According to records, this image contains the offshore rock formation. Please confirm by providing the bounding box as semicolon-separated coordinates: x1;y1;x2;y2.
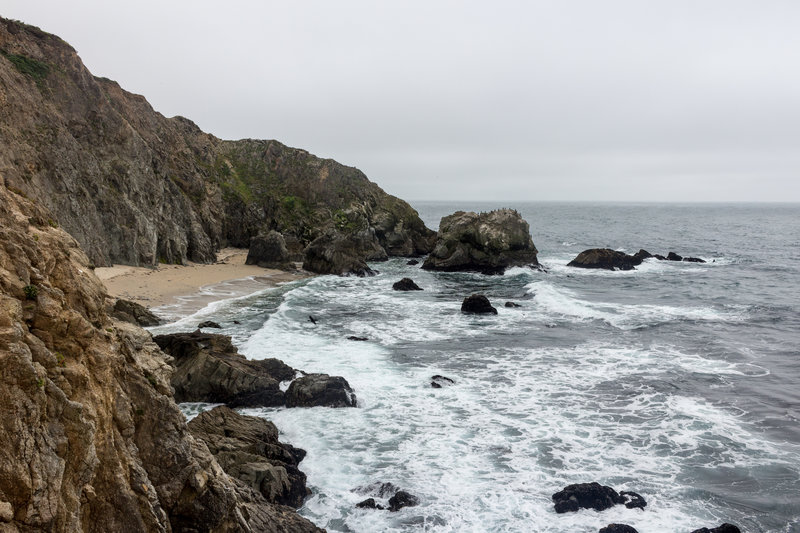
285;374;357;408
567;249;643;271
422;209;539;274
246;230;294;270
0;182;321;531
0;17;434;269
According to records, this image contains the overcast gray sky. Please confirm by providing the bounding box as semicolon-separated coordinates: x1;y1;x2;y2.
5;1;800;202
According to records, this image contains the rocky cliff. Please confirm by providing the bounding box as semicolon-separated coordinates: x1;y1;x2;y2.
0;17;434;268
0;169;322;531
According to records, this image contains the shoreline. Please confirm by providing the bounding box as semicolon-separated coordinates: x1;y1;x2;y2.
95;248;309;318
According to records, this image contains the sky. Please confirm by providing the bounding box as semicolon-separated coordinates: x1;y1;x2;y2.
4;1;800;202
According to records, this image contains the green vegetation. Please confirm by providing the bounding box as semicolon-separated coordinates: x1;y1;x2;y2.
23;285;38;300
47;218;58;228
1;50;50;91
56;352;66;368
145;373;158;388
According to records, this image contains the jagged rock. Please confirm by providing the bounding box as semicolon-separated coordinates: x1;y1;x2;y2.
111;298;162;326
567;249;642;271
504;301;522;308
153;332;294;407
393;278;423;291
353;481;402;498
653;254;667;260
285;374;357;407
552;482;625;513
246;231;294;270
198;320;222;329
667;251;683;261
599;525;639;533
388;491;419;512
0;175;321;531
421;209;539;274
406;259;419;266
347;336;368;341
461;294;498;315
431;375;455;388
302;231;380;276
633;249;652;261
689;524;741;533
619;490;647;510
356;498;383;509
188;406;310;508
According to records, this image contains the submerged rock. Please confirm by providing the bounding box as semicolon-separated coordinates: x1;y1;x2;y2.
285;374;357;407
246;230;294;270
421;209;539;274
689;524;741;533
431;375;455;388
393;277;423;291
619;491;647;510
567;249;642;271
153;331;293;407
461;294;498;315
198;320;222;329
552;482;625;513
188;406;311;508
599;525;639;533
111;298;162;326
683;256;706;263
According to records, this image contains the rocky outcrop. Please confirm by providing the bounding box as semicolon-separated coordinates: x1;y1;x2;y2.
246;231;294;270
552;482;646;514
285;374;357;408
352;482;419;512
431;375;455;388
302;230;380;276
567;249;643;271
690;525;741;533
198;320;222;329
153;331;294;407
0;179;320;531
188;406;311;508
392;278;422;291
421;209;539;274
0;17;434;268
461;294;498;315
110;298;162;326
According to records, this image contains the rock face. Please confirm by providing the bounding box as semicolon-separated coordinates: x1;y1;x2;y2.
392;278;423;291
421;209;539;274
246;231;294;270
567;249;643;271
461;294;498;315
0;17;434;268
153;331;294;407
111;298;162;326
0;180;321;531
302;231;380;276
188;406;311;508
285;374;357;408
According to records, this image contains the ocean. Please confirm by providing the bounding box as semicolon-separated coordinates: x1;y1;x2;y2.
151;202;800;533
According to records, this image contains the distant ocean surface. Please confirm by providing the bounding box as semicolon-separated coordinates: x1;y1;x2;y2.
152;202;800;532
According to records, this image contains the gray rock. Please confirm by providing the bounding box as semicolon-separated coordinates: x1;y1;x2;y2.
112;299;162;326
302;230;381;276
285;374;357;408
422;209;539;274
246;231;294;270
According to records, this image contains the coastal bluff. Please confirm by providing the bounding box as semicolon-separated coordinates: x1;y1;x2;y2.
0;17;434;271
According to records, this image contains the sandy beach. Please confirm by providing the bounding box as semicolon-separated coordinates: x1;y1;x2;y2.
95;248;308;317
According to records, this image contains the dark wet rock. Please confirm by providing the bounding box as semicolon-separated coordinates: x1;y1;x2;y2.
653;254;667;260
461;294;498;315
619;491;647;510
347;336;368;341
552;482;625;513
233;320;241;324
111;298;162;326
431;375;455;388
504;301;522;308
285;373;357;408
683;256;706;263
393;277;423;291
599;525;639;533
303;230;380;276
198;320;222;329
352;482;402;498
356;498;383;510
567;249;642;271
421;209;539;275
689;524;741;533
153;331;293;407
406;259;419;266
188;406;311;508
246;230;294;270
388;491;419;512
633;249;652;261
667;251;683;261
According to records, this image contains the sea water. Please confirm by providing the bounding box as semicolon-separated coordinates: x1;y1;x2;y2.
150;202;800;532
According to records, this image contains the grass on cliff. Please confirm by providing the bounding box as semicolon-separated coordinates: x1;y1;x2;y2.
0;50;50;91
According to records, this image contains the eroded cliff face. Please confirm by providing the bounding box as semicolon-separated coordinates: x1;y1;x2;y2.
0;18;434;268
0;182;321;531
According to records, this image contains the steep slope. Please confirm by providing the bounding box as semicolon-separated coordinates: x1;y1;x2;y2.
0;173;322;531
0;17;434;268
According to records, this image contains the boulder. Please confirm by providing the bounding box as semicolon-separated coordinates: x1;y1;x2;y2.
689;525;741;533
302;230;382;276
461;294;498;315
552;482;625;513
504;301;522;308
188;406;311;508
633;249;652;261
619;491;647;510
666;251;683;261
393;278;423;291
567;249;642;271
353;482;401;498
285;374;357;408
198;320;222;329
351;482;418;512
406;259;419;266
599;525;639;533
246;231;294;270
153;332;294;407
111;299;162;327
431;375;455;388
421;209;539;274
388;491;419;512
